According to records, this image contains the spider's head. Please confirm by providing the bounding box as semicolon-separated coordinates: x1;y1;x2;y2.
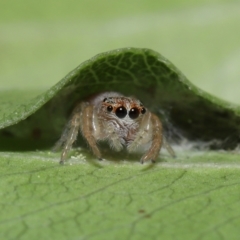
101;96;146;121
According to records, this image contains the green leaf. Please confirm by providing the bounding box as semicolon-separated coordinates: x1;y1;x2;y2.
1;47;240;239
1;48;240;149
1;152;240;239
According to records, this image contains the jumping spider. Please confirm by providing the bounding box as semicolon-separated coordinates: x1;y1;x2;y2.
54;91;175;164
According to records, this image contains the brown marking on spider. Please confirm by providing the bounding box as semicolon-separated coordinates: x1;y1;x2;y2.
53;92;175;164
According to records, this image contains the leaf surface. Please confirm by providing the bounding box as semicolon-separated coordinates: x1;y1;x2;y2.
1;151;240;239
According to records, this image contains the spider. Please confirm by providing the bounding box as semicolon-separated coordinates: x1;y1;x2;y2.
54;91;175;164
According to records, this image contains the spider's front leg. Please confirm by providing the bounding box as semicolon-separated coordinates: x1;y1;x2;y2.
56;103;83;164
81;104;102;160
55;102;102;164
140;112;163;163
127;111;152;153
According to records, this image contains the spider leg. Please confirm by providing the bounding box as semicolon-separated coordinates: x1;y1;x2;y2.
81;105;102;160
140;113;163;163
127;112;152;153
58;103;82;164
163;135;176;158
52;123;71;152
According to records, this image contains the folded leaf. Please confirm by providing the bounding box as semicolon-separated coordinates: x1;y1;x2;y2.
1;48;240;151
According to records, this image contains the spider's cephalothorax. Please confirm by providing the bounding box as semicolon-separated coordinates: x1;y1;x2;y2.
54;92;175;164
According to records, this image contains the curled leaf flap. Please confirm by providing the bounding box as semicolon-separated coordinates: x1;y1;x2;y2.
1;48;240;150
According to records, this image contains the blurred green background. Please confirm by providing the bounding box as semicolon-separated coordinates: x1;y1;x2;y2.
1;0;239;103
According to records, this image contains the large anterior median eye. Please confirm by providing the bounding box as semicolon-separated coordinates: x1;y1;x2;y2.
115;106;127;118
129;107;139;119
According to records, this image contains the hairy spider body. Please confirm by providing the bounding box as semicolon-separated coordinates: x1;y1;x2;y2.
54;92;175;164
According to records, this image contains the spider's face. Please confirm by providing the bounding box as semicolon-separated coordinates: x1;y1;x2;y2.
100;96;146;122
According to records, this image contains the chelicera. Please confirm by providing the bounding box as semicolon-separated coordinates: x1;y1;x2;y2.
54;91;175;164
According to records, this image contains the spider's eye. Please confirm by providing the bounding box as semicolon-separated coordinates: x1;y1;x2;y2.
115;106;127;118
129;108;139;119
107;105;113;112
141;108;146;114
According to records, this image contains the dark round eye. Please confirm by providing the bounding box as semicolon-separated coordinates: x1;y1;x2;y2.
141;108;146;114
115;106;127;118
107;105;113;112
129;108;139;119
